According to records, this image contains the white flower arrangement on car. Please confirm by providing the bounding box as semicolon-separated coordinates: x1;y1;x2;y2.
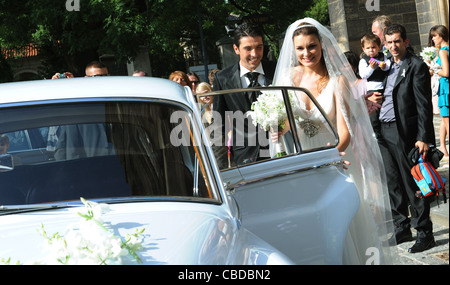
2;198;146;265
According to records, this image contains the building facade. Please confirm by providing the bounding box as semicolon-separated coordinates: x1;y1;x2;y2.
328;0;449;56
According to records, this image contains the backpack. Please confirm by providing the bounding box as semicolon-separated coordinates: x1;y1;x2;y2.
411;155;447;205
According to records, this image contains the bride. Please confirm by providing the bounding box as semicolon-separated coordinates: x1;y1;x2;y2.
272;18;397;264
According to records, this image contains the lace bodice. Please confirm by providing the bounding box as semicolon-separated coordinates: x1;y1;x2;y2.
291;77;338;150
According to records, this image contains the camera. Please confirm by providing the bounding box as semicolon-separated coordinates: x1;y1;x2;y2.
58;73;67;79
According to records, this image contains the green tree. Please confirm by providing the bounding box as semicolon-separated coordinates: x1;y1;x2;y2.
0;53;13;83
304;0;330;26
1;0;330;80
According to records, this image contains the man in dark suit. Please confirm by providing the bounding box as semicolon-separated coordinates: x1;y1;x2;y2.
373;24;436;253
212;22;276;166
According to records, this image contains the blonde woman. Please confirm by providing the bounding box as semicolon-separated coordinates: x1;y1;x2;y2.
195;82;213;125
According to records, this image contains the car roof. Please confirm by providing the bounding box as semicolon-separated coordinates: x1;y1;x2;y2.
0;76;192;106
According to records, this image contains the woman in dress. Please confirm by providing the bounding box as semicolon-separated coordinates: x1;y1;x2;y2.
272;18;396;264
429;25;449;159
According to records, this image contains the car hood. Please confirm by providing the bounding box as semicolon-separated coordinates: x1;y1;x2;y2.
0;201;292;265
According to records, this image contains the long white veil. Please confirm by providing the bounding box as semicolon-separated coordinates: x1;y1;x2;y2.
273;18;396;264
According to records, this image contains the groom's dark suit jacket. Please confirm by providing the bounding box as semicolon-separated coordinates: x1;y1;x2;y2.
212;60;277;165
376;51;435;151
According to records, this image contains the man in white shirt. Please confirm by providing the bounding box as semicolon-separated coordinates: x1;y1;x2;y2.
212;22;276;165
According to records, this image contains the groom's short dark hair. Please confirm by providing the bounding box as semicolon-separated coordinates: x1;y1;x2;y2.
233;22;264;47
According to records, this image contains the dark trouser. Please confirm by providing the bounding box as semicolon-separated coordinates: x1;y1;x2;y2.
377;121;433;238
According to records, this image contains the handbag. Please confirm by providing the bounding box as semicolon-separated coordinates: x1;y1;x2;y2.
430;63;441;95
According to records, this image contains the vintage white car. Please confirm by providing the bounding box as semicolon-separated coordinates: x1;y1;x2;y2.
0;77;359;265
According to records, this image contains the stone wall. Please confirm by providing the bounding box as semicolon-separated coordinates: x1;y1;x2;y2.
328;0;448;56
416;0;449;48
9;56;42;81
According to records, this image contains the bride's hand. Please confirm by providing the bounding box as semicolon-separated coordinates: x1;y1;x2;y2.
328;142;350;170
270;126;289;143
340;151;350;170
270;130;283;143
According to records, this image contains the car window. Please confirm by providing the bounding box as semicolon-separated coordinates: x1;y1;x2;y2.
199;87;339;170
4;131;31;151
0;101;218;205
287;88;339;151
4;128;48;152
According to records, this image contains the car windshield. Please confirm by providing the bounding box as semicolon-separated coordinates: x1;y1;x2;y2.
0;101;218;206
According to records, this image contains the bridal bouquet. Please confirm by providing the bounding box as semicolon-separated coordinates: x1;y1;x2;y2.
249;91;288;157
28;198;145;265
420;46;438;65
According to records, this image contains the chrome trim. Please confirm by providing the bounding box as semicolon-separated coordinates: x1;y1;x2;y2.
230;160;343;190
193;154;199;197
281;88;302;153
221;148;343;190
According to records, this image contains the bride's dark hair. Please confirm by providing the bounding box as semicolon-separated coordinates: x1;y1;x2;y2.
292;23;329;93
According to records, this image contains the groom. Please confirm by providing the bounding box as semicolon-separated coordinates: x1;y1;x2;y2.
212;22;276;166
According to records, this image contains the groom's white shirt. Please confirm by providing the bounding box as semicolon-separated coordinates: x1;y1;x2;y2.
239;63;265;88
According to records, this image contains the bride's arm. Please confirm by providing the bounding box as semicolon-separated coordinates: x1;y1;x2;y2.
335;76;351;152
335;101;350;152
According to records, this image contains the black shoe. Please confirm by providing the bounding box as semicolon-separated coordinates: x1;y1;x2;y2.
408;235;435;253
388;230;414;245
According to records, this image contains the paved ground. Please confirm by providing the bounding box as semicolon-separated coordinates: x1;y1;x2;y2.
395;115;449;265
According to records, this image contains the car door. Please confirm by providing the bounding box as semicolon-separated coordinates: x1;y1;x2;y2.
206;86;360;265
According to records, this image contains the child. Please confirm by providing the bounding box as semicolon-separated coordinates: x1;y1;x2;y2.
358;33;391;94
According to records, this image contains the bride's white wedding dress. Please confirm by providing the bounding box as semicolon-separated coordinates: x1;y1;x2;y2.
274;17;396;264
290;76;390;264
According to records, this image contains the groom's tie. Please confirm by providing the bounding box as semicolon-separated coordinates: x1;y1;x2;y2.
246;72;260;103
